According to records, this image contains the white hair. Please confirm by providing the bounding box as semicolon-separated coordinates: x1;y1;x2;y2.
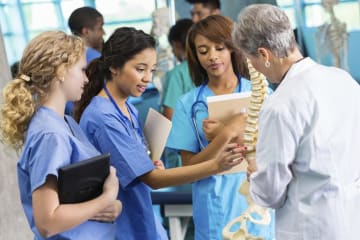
233;4;296;58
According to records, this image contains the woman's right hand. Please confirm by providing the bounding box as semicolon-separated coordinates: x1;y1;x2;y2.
215;143;244;171
102;166;119;201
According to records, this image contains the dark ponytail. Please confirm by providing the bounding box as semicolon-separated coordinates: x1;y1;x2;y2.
73;27;156;122
73;58;104;122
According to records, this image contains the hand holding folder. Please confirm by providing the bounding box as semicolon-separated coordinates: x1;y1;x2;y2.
207;92;252;175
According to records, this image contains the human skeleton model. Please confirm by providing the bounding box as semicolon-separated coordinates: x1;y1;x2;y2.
316;0;348;69
222;59;271;240
150;7;174;93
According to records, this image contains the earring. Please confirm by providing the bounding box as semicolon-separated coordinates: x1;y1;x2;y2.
265;61;270;68
59;76;65;83
110;68;117;75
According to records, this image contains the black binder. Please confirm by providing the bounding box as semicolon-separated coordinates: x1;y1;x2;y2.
58;153;110;204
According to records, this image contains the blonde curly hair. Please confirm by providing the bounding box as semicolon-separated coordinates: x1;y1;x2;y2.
0;31;84;151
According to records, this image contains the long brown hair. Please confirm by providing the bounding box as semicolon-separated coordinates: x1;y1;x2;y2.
186;15;249;86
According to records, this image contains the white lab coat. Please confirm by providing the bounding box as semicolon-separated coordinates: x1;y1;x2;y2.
250;57;360;240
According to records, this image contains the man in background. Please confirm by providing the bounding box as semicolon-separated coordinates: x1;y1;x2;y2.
185;0;221;23
68;6;105;63
162;18;194;120
66;6;105;115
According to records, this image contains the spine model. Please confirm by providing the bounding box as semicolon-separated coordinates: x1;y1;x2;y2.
222;59;270;240
243;58;267;158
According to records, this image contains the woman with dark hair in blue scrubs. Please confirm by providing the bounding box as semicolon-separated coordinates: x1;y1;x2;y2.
74;27;244;240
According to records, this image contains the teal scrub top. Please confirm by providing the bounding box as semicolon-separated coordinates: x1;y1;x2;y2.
162;60;195;109
166;77;275;240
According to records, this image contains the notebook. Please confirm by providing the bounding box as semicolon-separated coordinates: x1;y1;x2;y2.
207;91;252;122
58;153;110;204
207;92;252;175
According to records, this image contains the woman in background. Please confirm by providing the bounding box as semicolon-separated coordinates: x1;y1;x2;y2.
161;18;195;168
234;4;360;240
166;15;274;239
74;27;243;240
0;31;121;240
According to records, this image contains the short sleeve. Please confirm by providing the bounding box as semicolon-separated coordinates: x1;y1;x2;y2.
166;97;201;153
28;133;72;192
94;116;154;189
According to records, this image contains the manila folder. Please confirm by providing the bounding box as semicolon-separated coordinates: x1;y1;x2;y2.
207;91;252;175
207;91;252;122
144;108;172;161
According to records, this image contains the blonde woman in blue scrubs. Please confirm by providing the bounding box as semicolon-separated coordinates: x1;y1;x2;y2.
166;15;275;240
0;31;121;240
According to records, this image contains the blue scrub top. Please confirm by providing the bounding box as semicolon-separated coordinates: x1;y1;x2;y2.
17;107;115;240
86;47;101;64
80;96;168;240
167;78;275;240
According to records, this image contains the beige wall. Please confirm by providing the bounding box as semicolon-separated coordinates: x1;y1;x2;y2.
0;25;10;89
0;27;33;239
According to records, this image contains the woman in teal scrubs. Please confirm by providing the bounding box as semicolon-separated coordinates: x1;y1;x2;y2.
166;15;275;240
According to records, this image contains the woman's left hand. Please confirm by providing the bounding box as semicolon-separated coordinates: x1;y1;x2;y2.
202;118;224;141
90;200;122;222
154;160;165;170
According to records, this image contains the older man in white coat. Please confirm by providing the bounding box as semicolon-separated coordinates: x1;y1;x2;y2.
233;4;360;240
